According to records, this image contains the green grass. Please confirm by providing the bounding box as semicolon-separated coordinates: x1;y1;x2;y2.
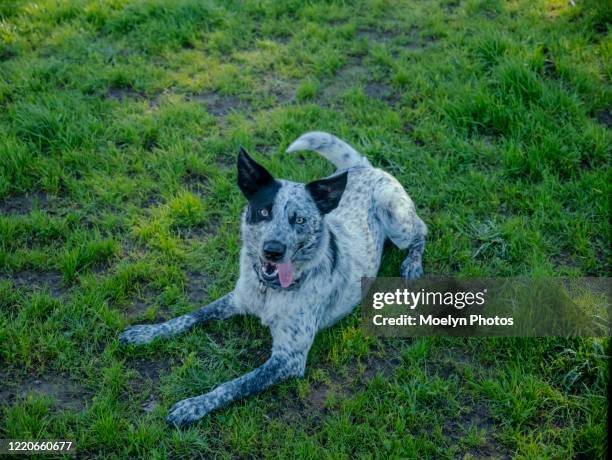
0;0;610;457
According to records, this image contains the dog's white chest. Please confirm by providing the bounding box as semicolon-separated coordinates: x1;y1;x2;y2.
256;295;286;327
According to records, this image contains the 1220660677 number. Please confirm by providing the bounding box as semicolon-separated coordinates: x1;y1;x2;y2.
0;440;75;455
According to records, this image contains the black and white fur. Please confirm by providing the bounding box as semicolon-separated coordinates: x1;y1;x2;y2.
120;132;427;427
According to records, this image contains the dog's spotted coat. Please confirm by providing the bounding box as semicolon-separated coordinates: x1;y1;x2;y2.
120;132;427;426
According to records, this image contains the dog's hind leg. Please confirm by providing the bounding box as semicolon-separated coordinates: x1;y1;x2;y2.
399;231;426;280
119;292;240;345
375;179;427;280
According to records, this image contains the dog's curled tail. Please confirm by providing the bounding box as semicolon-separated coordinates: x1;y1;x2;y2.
286;132;371;170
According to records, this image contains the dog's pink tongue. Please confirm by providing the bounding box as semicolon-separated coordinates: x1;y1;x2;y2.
277;262;293;288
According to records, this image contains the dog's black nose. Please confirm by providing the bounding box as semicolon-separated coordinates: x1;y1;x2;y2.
263;240;286;262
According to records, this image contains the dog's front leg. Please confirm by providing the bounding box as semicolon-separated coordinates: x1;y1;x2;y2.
166;320;315;427
119;292;239;345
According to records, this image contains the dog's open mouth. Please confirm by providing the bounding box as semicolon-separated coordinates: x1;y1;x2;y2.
259;259;294;288
261;261;279;279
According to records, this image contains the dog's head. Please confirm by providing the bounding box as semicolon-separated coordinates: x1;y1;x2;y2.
237;147;347;289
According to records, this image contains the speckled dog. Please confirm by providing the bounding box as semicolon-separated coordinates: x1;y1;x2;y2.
120;132;427;427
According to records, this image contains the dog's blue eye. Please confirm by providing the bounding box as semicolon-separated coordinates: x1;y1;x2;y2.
295;216;305;224
260;209;269;217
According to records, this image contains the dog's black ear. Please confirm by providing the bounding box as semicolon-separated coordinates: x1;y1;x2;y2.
237;147;275;199
306;171;348;214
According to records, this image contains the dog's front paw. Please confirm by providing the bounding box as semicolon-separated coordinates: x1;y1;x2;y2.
400;258;423;280
119;324;162;345
166;395;215;427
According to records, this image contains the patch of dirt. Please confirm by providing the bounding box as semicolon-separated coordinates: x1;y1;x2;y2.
364;81;398;104
442;400;512;459
186;271;211;304
266;78;296;105
360;353;400;381
172;217;219;240
119;238;150;264
172;225;207;239
460;403;495;432
431;359;456;380
304;382;339;414
539;46;559;78
425;347;509;457
319;60;370;103
128;356;172;383
214;154;235;169
253;142;279;157
0;371;90;411
0;47;17;61
595;108;612;128
422;33;440;45
302;354;398;412
141;396;159;413
1;271;66;297
125;285;167;320
389;25;437;50
141;192;163;208
272;34;292;45
0;370;11;403
181;40;195;49
182;170;210;195
269;350;401;423
427;345;481;381
125;297;153;319
443;0;461;14
108;87;142;100
192;92;251;117
418;349;511;458
107;86;158;107
467;445;511;459
444;399;510;459
318;57;400;107
125;356;172;414
551;251;580;271
357;28;398;43
396;25;439;49
401;122;426;148
265;384;328;423
0;192;48;215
